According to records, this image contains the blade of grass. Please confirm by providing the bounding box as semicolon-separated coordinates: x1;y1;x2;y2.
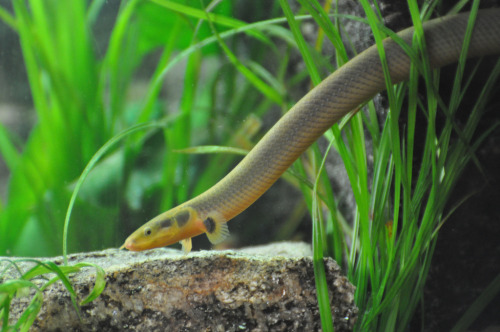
279;0;321;85
296;0;349;64
150;0;268;42
0;5;17;31
0;124;20;173
73;263;106;305
311;134;338;332
451;272;500;332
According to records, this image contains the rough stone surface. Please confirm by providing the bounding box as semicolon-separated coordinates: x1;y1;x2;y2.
2;242;357;331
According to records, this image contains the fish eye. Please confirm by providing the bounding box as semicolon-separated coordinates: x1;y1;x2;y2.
144;227;152;237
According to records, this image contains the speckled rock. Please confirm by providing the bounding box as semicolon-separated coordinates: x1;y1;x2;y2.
2;242;357;331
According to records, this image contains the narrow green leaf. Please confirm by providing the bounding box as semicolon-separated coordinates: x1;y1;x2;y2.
74;263;106;305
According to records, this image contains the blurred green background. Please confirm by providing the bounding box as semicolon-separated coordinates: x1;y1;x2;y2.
0;0;310;257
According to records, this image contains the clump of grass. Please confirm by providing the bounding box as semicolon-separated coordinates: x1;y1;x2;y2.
0;258;105;331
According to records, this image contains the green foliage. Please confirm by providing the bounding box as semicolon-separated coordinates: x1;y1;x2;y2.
0;258;106;331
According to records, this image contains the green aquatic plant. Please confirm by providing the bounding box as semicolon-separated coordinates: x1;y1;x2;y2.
0;258;105;332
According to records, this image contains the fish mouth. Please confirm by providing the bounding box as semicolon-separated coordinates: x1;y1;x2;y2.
119;241;131;251
119;238;137;251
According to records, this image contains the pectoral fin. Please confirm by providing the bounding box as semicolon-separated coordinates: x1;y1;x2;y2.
203;217;230;245
180;238;192;253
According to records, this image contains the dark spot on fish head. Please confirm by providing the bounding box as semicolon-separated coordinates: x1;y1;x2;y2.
175;210;190;227
159;218;173;229
204;217;215;234
144;227;152;237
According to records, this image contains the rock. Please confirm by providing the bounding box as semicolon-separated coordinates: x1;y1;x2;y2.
2;242;357;331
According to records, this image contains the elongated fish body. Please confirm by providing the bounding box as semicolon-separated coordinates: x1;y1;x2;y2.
121;9;500;253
